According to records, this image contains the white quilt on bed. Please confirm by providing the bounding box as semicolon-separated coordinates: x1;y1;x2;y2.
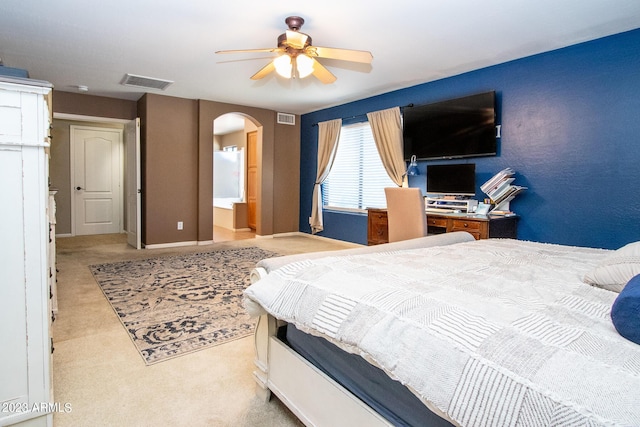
244;239;640;426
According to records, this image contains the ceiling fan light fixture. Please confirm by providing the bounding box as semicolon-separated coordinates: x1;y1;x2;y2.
216;16;372;84
296;54;314;78
274;54;292;78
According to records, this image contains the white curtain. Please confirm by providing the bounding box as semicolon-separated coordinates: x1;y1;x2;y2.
367;107;407;187
309;118;342;234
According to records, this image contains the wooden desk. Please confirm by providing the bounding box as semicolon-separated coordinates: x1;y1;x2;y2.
367;208;518;245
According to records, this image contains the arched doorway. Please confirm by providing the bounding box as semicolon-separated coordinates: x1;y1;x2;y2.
212;113;260;241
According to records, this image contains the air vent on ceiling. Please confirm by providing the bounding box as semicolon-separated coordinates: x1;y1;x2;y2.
277;112;295;125
121;73;174;90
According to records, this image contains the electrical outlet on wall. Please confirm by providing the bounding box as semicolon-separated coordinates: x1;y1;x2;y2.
177;221;183;230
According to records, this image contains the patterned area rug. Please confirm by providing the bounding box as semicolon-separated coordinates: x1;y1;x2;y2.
90;247;278;365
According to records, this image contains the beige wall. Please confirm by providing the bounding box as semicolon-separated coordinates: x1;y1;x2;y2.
51;91;300;245
138;94;199;245
54;91;137;119
272;119;301;233
216;130;244;150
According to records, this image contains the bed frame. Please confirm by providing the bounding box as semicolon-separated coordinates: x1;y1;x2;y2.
252;313;392;426
248;232;475;426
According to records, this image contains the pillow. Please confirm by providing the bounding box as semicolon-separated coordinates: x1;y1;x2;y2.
611;274;640;345
583;241;640;292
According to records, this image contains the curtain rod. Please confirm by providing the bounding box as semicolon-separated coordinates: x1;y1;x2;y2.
311;103;414;127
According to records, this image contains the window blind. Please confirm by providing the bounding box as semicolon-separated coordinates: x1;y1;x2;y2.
322;122;395;211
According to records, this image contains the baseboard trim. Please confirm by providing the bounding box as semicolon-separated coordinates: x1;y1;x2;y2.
144;241;199;249
139;232;360;249
272;231;299;238
272;231;362;248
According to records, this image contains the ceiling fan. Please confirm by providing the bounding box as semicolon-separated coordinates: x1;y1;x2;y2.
215;16;373;84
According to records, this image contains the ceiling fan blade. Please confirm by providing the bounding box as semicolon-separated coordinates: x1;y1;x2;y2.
306;46;373;64
216;48;282;55
250;61;276;80
285;30;309;49
311;59;337;84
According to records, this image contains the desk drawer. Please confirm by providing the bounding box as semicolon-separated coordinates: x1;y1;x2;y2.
427;217;447;228
371;220;388;237
450;219;482;231
367;209;389;245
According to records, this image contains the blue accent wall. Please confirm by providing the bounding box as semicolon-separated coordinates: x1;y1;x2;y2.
300;29;640;249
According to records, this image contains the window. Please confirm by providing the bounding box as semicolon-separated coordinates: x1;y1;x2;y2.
322;121;396;211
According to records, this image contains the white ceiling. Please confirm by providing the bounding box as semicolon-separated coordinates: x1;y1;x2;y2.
1;1;639;116
214;113;246;135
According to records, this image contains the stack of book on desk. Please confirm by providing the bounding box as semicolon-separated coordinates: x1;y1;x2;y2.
481;168;526;214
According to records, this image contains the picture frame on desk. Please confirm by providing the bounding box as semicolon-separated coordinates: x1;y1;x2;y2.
476;203;491;215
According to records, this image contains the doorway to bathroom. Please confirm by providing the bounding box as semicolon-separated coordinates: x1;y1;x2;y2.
213;113;258;238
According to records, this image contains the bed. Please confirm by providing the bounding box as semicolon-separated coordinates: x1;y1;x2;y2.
244;233;640;426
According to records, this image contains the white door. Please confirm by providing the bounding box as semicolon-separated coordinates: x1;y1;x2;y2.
71;125;123;235
125;118;141;249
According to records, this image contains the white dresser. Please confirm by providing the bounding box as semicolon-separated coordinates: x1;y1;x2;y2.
49;189;58;317
0;76;54;427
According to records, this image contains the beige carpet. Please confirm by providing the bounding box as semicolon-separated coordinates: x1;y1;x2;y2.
53;233;359;426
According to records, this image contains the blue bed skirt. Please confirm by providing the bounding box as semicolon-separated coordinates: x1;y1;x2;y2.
284;324;453;427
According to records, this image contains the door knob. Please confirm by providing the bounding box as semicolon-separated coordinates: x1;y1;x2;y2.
76;186;83;190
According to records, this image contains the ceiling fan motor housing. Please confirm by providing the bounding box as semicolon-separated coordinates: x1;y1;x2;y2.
278;16;312;51
278;32;312;50
285;16;304;31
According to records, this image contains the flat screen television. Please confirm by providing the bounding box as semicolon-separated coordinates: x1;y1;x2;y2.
403;91;497;161
426;163;476;197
